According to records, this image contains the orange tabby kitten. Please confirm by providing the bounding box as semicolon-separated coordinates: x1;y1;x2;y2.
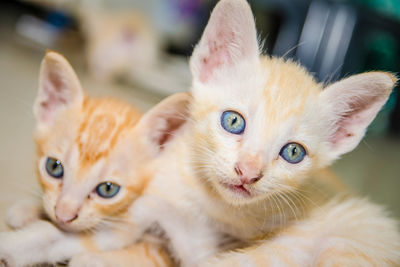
0;52;173;267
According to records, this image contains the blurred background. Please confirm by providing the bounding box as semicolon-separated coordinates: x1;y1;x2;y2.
0;0;399;231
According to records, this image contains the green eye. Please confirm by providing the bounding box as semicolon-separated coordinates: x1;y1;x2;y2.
96;182;120;199
221;110;246;134
45;157;64;178
280;143;306;164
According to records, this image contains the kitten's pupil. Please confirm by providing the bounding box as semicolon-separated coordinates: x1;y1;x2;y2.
105;182;112;192
291;146;298;157
51;162;59;170
231;116;237;125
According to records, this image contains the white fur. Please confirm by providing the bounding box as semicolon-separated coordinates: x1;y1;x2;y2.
126;0;400;266
0;219;138;267
5;199;42;229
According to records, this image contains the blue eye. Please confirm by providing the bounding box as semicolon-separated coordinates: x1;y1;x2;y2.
280;143;306;164
96;182;120;199
45;157;64;178
221;110;245;134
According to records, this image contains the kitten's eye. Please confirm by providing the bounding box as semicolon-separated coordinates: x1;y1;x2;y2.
45;157;64;178
96;182;120;199
280;143;306;164
221;110;245;134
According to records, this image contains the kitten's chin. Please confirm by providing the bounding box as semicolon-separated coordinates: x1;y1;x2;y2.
48;214;98;233
54;220;93;233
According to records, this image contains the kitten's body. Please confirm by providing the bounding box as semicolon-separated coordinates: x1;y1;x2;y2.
0;52;172;267
128;0;400;264
142;100;399;266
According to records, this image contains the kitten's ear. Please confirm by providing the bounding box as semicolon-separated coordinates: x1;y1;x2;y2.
321;72;396;159
34;51;84;127
137;93;191;154
190;0;259;83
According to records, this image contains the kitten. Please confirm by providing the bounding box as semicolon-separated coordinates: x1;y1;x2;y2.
81;9;191;95
186;0;400;265
115;0;400;265
0;52;173;267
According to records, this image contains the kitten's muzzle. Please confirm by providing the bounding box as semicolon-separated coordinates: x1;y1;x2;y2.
234;161;263;185
55;197;81;225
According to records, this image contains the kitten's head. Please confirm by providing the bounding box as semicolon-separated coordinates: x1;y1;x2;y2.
81;10;159;81
34;52;188;232
188;0;397;205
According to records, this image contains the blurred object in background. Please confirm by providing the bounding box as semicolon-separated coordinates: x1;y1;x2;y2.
78;0;203;95
80;8;191;95
4;0;80;52
4;0;196;95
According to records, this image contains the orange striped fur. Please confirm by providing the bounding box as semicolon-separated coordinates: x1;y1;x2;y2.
0;52;172;267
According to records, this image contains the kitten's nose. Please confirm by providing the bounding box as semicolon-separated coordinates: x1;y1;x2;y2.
234;154;264;184
55;197;80;224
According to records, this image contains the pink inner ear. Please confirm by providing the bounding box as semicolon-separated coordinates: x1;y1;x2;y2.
199;30;235;83
38;71;68;123
331;116;356;146
331;95;384;147
156;116;186;151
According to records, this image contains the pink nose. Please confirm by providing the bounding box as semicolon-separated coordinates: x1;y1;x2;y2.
55;197;80;224
234;162;263;184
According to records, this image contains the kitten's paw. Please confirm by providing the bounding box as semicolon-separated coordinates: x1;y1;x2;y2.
0;258;8;267
5;200;42;229
0;221;59;267
70;253;112;267
0;249;15;267
0;258;9;267
0;234;17;267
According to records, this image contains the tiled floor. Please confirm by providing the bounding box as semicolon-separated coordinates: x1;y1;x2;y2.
0;32;399;233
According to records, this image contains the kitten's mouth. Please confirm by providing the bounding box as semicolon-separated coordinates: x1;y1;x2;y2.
222;182;251;197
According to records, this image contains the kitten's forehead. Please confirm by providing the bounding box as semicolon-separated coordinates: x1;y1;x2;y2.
77;98;141;165
261;57;321;118
247;58;322;146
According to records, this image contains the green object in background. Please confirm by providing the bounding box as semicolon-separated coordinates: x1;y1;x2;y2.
363;31;398;71
359;31;399;135
355;0;400;21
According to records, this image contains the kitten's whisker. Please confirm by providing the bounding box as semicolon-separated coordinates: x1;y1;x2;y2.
286;190;307;217
323;63;343;85
276;192;295;222
1;180;42;199
270;193;284;229
281;41;307;59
